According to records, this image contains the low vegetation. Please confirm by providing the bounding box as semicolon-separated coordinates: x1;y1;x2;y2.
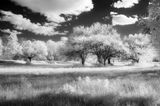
0;71;159;106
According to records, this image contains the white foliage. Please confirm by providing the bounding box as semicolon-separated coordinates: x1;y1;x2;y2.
124;33;156;62
139;47;157;63
46;38;68;61
46;40;57;60
66;22;125;65
21;40;48;60
21;40;35;58
4;34;22;58
33;40;48;58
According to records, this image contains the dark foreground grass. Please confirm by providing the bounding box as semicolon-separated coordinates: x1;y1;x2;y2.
0;93;155;106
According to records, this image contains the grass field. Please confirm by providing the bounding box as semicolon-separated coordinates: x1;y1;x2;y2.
0;60;160;106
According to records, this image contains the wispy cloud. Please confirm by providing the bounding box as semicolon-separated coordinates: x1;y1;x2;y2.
114;0;139;8
111;13;138;25
11;0;93;23
0;10;65;36
1;29;21;35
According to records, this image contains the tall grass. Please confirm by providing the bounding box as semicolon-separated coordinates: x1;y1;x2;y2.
0;76;159;106
59;77;158;106
59;77;157;97
0;77;54;100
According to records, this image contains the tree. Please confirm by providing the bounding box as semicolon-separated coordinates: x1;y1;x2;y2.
33;40;48;60
63;25;92;66
3;33;22;59
123;33;156;63
89;34;124;66
139;0;160;34
88;23;124;65
21;40;48;64
46;40;57;61
139;0;160;59
46;37;68;62
89;37;104;64
21;40;35;64
65;35;90;66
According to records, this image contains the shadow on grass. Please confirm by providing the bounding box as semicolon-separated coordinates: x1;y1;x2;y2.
0;60;67;68
0;93;155;106
0;60;24;66
117;97;155;106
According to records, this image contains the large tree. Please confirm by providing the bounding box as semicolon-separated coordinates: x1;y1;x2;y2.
65;35;91;66
123;33;156;63
21;40;48;64
88;23;124;65
89;34;124;66
139;0;160;59
21;40;35;64
46;37;68;61
3;33;22;59
33;40;48;60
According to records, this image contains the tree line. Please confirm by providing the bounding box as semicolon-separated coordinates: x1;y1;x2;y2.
0;23;156;66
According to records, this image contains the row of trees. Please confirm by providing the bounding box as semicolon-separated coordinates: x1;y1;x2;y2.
64;23;156;66
0;33;67;64
0;23;157;65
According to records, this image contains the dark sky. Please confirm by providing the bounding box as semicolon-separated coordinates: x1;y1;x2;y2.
0;0;150;41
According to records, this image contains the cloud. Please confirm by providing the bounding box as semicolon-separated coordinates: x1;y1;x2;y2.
110;12;118;15
11;0;93;23
114;0;139;8
0;10;65;36
1;29;22;35
60;37;68;41
112;13;138;26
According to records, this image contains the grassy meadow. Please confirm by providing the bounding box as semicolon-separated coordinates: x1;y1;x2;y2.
0;60;159;106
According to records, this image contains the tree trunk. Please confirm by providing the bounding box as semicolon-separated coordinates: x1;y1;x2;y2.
26;57;32;64
97;55;102;64
103;58;107;66
28;57;32;62
80;53;87;66
136;59;139;63
131;58;139;64
81;58;85;66
108;58;111;65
